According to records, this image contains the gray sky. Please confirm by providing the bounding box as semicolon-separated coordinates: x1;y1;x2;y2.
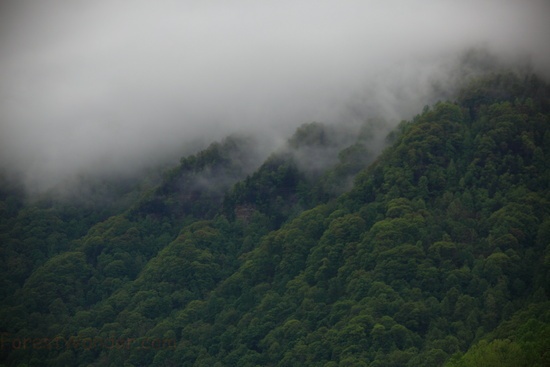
1;0;549;192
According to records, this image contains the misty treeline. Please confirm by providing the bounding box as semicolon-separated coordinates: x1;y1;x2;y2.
1;70;550;366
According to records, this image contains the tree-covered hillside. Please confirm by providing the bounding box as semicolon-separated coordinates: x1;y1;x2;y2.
1;72;549;366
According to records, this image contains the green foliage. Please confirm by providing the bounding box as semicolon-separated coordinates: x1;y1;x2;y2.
445;302;550;367
1;71;549;366
132;135;261;223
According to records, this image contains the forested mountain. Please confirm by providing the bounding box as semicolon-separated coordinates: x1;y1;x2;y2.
1;71;549;366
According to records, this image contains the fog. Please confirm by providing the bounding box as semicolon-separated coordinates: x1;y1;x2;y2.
1;0;549;193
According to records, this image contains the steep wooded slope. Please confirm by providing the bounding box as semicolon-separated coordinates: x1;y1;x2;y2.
0;72;549;367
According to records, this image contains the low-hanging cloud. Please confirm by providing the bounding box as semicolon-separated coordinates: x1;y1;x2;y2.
1;0;549;192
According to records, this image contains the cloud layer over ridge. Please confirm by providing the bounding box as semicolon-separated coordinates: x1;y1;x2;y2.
1;0;549;191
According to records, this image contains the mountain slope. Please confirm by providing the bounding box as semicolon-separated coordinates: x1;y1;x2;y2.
0;71;549;367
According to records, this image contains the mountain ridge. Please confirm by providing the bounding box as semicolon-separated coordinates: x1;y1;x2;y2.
1;70;549;366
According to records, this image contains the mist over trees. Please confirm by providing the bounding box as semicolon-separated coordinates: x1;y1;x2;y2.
1;1;550;366
1;0;549;193
1;68;549;366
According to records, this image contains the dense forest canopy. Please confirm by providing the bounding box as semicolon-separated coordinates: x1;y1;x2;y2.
1;71;549;366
